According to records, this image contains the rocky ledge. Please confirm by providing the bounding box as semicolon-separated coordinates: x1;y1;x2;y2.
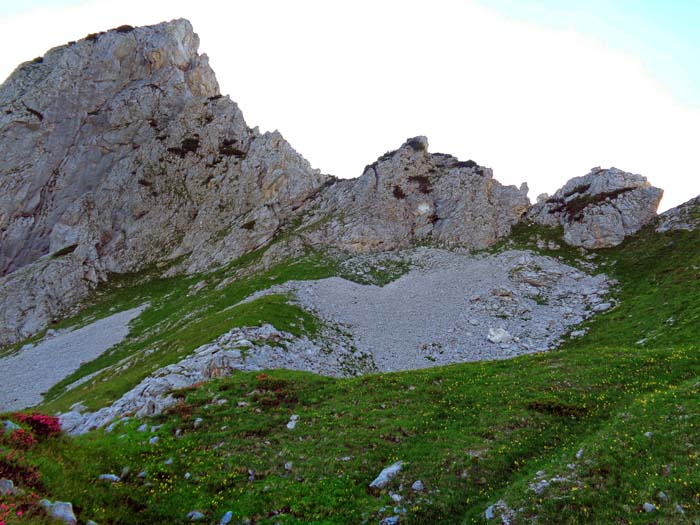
528;167;663;248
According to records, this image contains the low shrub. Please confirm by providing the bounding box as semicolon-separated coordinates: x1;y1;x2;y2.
13;414;61;439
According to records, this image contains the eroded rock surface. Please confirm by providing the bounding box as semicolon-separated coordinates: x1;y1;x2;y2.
279;249;611;371
0;19;328;346
60;323;373;435
297;136;530;252
0;18;666;353
656;196;700;232
0;305;146;411
60;247;613;434
528;167;663;248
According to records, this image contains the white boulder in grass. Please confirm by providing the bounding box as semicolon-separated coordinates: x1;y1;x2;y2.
369;461;403;489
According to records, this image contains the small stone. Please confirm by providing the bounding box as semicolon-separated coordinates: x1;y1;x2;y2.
676;504;685;515
593;302;612;312
137;423;148;432
41;500;77;525
120;467;130;478
185;472;191;480
137;471;147;478
380;517;400;525
643;502;656;513
220;511;233;525
98;474;120;482
164;458;174;465
487;327;512;344
575;448;584;459
644;431;652;438
149;436;159;445
187;510;206;521
2;419;21;433
0;478;16;495
390;493;402;502
284;462;293;471
657;491;669;502
193;418;203;428
531;479;550;495
369;461;403;489
411;480;424;492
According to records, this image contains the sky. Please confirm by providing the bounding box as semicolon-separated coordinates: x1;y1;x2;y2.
0;0;698;212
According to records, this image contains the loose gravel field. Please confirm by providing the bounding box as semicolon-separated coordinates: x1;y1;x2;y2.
0;306;146;412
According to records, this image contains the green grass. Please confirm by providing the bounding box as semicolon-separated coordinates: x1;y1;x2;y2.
3;223;700;524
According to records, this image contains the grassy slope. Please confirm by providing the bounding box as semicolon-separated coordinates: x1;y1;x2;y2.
3;223;700;524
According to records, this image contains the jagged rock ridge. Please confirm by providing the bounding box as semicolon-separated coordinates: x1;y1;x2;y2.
0;19;530;347
0;19;671;349
297;136;530;252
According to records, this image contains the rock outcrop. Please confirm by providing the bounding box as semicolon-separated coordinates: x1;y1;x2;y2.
656;195;700;232
528;167;663;248
0;19;328;346
297;136;530;252
59;323;372;435
0;19;670;349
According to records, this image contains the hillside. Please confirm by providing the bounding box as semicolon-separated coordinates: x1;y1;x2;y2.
1;18;699;525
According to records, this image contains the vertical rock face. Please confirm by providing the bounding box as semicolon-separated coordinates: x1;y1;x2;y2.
0;19;328;280
527;167;663;248
0;19;329;346
298;137;531;252
0;19;531;348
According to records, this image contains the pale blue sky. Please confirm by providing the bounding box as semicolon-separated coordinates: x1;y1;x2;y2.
480;0;700;107
3;0;697;106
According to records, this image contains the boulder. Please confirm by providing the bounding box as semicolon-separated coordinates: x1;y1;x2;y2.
369;460;403;489
487;327;512;344
528;167;663;248
40;500;77;525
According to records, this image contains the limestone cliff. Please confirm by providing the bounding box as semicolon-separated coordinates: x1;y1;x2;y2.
297;136;530;252
0;19;328;345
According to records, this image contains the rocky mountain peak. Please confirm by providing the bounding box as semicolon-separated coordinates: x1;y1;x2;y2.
528;167;663;248
295;136;530;253
0;19;221;278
